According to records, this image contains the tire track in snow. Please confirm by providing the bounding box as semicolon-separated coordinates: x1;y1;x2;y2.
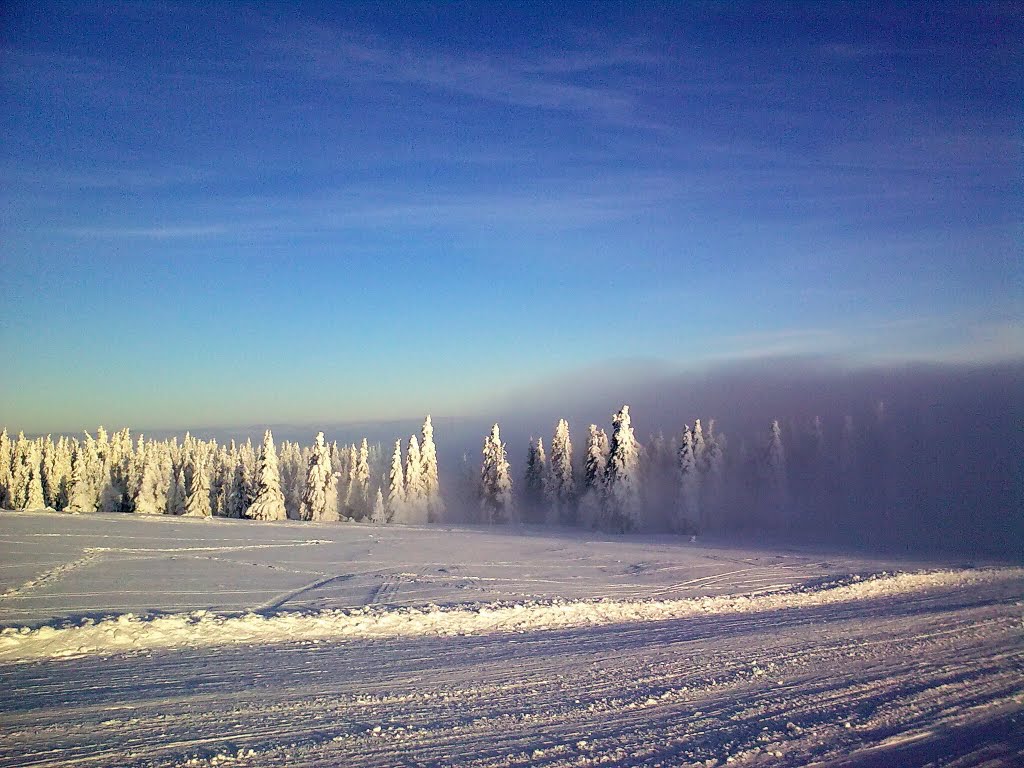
254;573;355;614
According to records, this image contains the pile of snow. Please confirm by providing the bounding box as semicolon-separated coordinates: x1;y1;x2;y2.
2;567;1020;663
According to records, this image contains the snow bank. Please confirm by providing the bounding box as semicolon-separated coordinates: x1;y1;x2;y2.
1;567;1020;663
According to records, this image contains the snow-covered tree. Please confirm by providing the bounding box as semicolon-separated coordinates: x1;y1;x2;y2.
166;463;187;515
65;436;100;513
354;438;371;519
766;419;790;518
0;428;12;508
184;453;212;517
420;415;446;522
278;440;305;520
41;436;72;510
404;435;427;524
479;424;514;524
386;439;406;523
210;445;232;516
8;433;30;509
340;444;358;518
522;437;547;523
545;419;575;525
247;430;287;521
18;442;46;510
98;428;131;513
704;419;727;528
133;439;166;515
301;432;337;522
578;424;608;529
239;438;256;491
602;405;642;532
331;442;348;511
370;486;387;524
677;426;700;533
226;454;249;519
692;419;707;475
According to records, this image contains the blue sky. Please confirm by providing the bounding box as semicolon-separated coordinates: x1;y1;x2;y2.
1;1;1021;433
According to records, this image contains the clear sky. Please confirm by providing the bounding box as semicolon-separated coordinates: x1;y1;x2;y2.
1;1;1021;433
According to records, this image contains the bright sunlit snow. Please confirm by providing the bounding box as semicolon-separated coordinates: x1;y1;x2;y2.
1;511;1021;767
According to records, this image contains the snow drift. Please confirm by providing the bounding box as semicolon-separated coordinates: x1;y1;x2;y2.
3;566;1020;663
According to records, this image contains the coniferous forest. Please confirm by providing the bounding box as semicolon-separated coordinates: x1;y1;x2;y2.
4;396;1020;557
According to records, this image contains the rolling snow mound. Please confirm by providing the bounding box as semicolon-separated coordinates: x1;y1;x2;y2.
2;567;1020;663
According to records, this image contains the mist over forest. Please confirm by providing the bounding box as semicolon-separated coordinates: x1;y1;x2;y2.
6;358;1021;559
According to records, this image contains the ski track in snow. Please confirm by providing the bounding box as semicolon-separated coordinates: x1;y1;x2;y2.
1;511;1022;767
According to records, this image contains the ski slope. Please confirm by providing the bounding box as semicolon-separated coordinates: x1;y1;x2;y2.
1;511;1022;767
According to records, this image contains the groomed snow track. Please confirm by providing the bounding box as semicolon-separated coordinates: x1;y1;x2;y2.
0;567;1020;663
2;567;1022;767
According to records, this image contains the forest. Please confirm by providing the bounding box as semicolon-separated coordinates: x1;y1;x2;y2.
3;389;1020;557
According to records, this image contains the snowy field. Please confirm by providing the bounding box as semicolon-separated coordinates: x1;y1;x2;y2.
1;512;1022;767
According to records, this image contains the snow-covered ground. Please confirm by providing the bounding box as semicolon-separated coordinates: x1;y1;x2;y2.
1;512;1022;767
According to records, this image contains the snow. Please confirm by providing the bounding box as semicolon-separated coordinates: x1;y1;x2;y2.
1;510;1022;767
3;563;1020;664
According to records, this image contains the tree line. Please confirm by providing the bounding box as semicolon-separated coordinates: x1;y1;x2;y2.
2;400;1014;554
0;404;804;538
0;416;444;524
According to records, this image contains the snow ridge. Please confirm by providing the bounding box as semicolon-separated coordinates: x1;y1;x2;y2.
2;567;1020;664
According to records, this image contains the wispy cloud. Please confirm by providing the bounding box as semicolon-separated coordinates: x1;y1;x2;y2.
712;328;849;361
263;23;659;127
51;171;683;243
3;164;212;191
711;315;1024;367
66;224;228;239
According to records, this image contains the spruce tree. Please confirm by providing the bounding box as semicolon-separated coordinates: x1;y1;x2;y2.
404;435;427;523
766;419;790;519
692;419;708;475
387;439;406;523
301;432;337;522
578;424;608;529
226;455;249;519
248;430;288;521
184;453;212;517
99;432;126;514
20;443;46;510
208;445;228;516
420;415;446;522
278;440;305;520
546;419;575;526
603;405;642;532
522;437;547;523
66;437;100;513
133;439;166;514
479;424;514;524
704;419;726;529
166;463;187;515
677;425;700;533
340;444;355;512
352;438;371;520
370;486;387;524
9;432;30;509
239;439;256;505
0;428;11;508
38;436;56;508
